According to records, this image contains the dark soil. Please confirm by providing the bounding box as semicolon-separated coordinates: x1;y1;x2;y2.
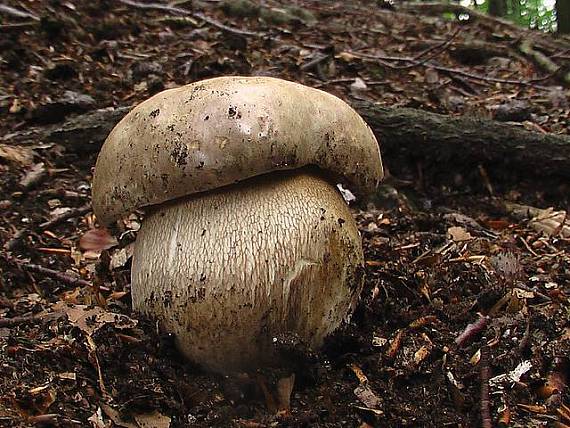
0;1;568;427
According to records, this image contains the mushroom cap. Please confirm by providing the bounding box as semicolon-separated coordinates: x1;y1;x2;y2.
92;76;383;226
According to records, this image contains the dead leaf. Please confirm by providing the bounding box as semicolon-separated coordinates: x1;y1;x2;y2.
337;51;358;62
54;303;137;335
88;408;107;428
101;404;137;428
447;226;473;242
528;208;570;238
517;403;547;414
57;372;77;381
0;144;34;165
80;228;118;252
350;77;368;91
134;411;171;428
414;345;431;364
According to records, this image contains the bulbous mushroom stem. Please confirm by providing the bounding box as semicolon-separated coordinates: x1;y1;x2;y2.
131;171;364;372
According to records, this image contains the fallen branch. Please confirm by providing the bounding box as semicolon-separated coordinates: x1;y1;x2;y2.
118;0;263;37
2;106;132;152
519;39;570;86
354;102;570;180
6;101;570;188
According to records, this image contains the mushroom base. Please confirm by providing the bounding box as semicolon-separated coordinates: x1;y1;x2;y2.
131;171;364;373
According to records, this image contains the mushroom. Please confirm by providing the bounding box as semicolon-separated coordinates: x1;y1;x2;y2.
92;76;383;372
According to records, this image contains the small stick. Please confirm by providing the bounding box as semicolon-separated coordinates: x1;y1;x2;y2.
480;343;492;428
455;314;489;348
0;4;40;21
118;0;262;37
0;312;59;328
4;204;91;251
17;261;95;288
348;50;554;88
2;254;106;290
39;203;91;230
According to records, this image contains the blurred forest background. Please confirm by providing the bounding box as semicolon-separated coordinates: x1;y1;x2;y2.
436;0;567;32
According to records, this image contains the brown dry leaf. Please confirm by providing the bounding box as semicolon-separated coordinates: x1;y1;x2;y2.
101;404;137;428
386;329;406;360
528;208;570;238
62;288;83;304
80;228;118;253
134;411;171;428
447;226;473;242
57;372;76;381
107;291;129;302
88;408;107;428
54;303;137;335
414;345;431;364
0;144;34;165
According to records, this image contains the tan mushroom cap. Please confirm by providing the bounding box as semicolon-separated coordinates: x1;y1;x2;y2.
92;76;383;226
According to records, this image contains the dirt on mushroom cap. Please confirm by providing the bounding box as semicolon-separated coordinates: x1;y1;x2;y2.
92;76;383;226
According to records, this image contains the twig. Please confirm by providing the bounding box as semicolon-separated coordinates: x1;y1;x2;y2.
455;314;489;348
0;21;37;30
39;203;91;230
348;50;554;88
17;261;94;288
300;54;331;72
0;4;40;21
519;39;570;86
391;27;462;70
0;312;60;328
480;343;492;428
118;0;262;37
2;254;102;290
518;236;539;257
4;204;91;252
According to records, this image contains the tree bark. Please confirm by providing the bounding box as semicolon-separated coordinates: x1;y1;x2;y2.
489;0;507;17
354;102;570;180
556;0;570;34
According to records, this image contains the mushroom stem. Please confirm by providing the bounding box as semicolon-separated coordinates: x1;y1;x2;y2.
131;171;364;372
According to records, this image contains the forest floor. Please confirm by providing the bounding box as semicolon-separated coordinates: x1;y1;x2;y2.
0;0;569;427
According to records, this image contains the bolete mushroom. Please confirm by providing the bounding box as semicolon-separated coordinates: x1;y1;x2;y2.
92;76;383;372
